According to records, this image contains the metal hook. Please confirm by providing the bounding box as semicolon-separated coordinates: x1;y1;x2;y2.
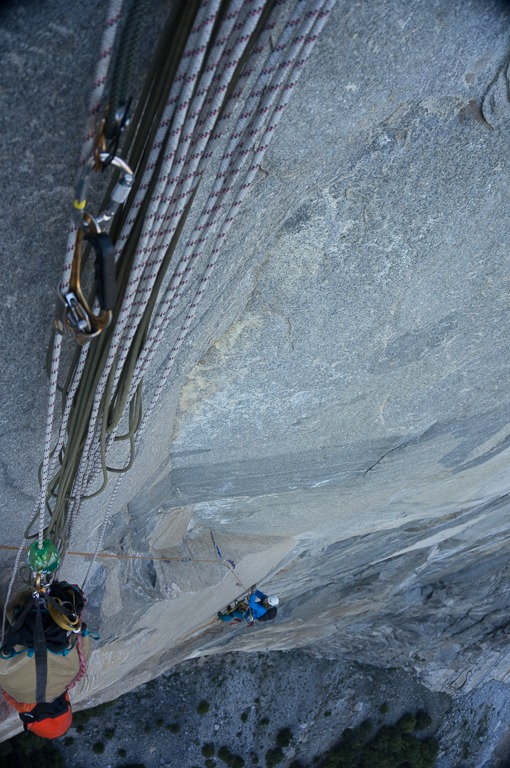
73;152;134;231
55;216;116;344
95;152;134;227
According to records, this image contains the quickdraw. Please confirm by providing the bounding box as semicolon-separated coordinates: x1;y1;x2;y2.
55;215;116;345
56;151;133;344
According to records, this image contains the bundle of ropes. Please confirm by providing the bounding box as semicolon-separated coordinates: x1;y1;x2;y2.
3;0;335;629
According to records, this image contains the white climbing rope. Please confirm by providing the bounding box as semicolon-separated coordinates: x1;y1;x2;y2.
1;0;126;639
77;0;337;587
4;0;336;602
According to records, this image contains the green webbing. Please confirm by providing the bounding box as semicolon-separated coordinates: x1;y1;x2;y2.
104;0;151;140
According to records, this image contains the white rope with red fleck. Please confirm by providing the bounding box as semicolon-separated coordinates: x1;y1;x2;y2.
75;0;336;588
4;0;336;590
38;0;126;544
1;0;125;642
137;0;336;435
68;0;268;519
60;0;225;553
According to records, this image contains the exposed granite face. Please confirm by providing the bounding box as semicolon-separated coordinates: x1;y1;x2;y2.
1;0;510;749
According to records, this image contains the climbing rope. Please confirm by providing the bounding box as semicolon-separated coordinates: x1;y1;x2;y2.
0;0;127;644
210;531;248;591
3;0;336;623
0;543;241;567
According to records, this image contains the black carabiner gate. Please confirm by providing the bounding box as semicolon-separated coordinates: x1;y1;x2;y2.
85;230;116;312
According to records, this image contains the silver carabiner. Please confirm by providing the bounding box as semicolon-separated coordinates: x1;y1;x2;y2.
95;153;134;228
72;153;134;230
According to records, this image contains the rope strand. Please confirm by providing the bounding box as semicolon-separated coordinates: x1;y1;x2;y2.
4;0;336;605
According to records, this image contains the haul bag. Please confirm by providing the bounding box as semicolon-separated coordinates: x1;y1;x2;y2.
0;634;90;703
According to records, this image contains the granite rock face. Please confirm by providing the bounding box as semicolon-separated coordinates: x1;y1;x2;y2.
1;0;510;749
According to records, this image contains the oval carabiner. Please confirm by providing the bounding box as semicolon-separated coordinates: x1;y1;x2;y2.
58;217;116;344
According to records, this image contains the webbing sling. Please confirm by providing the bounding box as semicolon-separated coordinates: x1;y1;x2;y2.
34;601;48;704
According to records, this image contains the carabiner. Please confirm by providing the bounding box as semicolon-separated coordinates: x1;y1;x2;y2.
95;152;134;227
73;153;134;231
101;100;132;169
55;216;116;344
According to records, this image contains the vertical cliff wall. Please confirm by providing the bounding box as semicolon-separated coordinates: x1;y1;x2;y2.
1;0;510;742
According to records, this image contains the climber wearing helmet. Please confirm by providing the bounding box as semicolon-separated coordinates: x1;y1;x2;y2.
218;588;280;624
248;589;279;622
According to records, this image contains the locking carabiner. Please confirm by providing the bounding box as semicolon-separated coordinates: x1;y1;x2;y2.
55;216;116;345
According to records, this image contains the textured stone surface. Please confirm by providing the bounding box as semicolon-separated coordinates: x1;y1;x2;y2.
1;0;510;758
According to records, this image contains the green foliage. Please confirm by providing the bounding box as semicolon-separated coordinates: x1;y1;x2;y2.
117;764;146;768
276;728;293;748
414;710;432;731
202;743;216;758
397;712;416;733
72;700;115;727
358;720;372;737
266;746;284;767
379;703;389;715
167;722;181;733
217;746;245;768
316;711;438;768
0;732;64;768
324;710;332;717
206;760;216;768
241;709;250;722
155;716;165;727
259;717;270;726
218;746;234;764
104;726;116;739
197;700;211;715
118;747;127;758
92;740;105;754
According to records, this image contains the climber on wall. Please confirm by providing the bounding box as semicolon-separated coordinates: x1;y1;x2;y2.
219;588;279;624
0;580;90;738
249;589;279;621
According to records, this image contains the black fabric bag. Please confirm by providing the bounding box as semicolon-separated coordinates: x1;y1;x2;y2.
19;691;69;726
1;582;86;655
258;606;277;622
